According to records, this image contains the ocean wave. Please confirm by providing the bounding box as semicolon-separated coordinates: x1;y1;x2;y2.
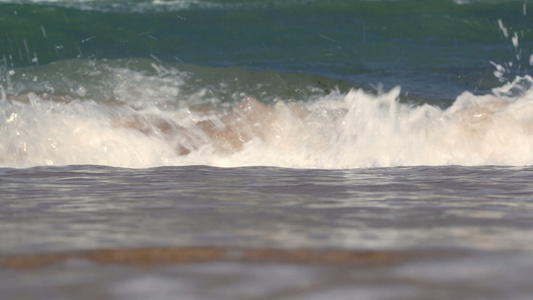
1;60;532;169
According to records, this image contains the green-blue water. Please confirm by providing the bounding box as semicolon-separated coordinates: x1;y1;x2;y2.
2;0;532;101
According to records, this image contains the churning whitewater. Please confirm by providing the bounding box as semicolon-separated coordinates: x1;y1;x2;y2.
1;62;533;169
1;2;532;169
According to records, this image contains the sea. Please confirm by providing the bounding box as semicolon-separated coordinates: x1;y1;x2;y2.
1;0;533;299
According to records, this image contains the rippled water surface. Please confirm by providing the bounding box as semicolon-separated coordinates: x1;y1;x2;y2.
1;165;533;299
2;165;533;253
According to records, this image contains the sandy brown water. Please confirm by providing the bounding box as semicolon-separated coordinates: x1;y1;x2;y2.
1;165;533;299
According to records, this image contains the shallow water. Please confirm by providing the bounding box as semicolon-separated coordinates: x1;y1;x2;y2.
2;165;533;254
1;165;533;299
2;254;533;300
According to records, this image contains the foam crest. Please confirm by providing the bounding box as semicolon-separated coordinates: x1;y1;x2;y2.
2;76;533;169
0;94;176;168
180;76;533;168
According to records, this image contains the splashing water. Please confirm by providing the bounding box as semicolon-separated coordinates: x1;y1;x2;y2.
1;3;532;169
1;67;533;169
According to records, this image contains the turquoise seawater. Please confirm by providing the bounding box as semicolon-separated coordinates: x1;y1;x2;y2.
2;0;532;101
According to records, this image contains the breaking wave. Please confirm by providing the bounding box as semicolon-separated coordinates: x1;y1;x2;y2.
1;61;533;169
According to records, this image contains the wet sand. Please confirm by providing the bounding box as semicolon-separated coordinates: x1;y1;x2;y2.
0;247;448;269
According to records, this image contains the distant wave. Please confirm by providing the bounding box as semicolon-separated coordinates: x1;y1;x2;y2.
0;0;222;12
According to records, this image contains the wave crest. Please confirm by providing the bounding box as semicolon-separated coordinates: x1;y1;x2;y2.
2;75;533;168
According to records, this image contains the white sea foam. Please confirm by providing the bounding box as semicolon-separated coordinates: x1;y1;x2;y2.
0;0;221;12
1;69;533;169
